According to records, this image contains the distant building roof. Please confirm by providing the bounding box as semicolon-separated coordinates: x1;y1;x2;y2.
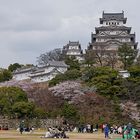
100;11;127;24
30;69;45;74
63;41;83;56
47;61;68;67
69;41;79;46
40;61;68;68
13;61;68;76
13;66;36;74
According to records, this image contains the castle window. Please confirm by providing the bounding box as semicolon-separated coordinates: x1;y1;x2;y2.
106;22;108;25
117;22;119;25
93;38;96;41
131;37;134;42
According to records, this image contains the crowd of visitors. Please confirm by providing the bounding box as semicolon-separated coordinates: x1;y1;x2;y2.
102;123;140;139
73;122;140;139
41;126;69;139
77;124;98;133
16;120;140;139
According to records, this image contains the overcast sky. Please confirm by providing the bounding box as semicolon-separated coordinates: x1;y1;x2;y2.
0;0;139;68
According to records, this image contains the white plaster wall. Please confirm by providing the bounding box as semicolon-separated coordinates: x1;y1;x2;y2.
57;67;67;73
69;46;79;49
13;72;30;81
44;67;54;73
119;72;130;78
31;72;58;83
67;51;81;55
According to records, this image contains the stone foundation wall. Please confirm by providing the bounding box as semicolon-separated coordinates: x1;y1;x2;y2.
0;118;63;129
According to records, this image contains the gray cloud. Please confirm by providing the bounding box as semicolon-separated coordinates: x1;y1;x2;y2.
0;0;139;68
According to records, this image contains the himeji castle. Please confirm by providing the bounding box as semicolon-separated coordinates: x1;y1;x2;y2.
87;11;138;52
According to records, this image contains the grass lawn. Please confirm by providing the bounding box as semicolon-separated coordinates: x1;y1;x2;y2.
0;130;122;140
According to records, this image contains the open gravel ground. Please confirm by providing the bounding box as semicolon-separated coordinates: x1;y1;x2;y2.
0;130;122;140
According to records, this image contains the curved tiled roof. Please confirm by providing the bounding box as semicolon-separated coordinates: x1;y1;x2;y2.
100;12;127;24
95;26;131;33
40;61;68;68
89;40;136;47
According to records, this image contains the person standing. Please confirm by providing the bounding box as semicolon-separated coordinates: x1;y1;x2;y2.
126;122;132;139
19;120;24;134
104;124;109;139
90;124;93;133
95;124;98;131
